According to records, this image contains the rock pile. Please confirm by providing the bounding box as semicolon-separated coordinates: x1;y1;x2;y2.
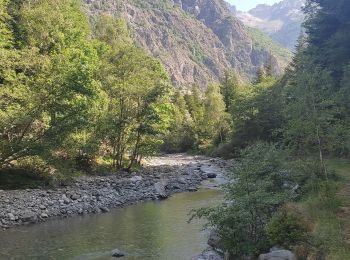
0;155;232;230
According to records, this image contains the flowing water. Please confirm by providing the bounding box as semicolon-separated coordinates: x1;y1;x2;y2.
0;189;222;260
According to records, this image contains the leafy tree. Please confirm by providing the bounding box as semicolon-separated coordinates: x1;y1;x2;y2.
0;0;103;170
201;84;231;148
0;0;12;48
220;71;240;113
192;143;294;257
162;91;196;152
94;15;172;169
225;71;282;151
304;0;350;81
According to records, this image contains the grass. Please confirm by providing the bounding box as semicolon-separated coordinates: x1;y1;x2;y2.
298;159;350;259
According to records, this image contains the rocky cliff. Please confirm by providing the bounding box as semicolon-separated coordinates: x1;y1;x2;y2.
85;0;291;87
234;0;305;50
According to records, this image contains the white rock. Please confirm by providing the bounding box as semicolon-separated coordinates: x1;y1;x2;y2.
258;250;297;260
8;213;16;221
130;176;143;182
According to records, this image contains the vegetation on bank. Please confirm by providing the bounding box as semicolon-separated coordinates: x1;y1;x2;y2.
0;0;174;188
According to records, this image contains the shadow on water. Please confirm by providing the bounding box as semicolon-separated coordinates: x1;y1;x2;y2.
0;189;222;260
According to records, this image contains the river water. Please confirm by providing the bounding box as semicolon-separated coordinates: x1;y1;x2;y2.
0;188;222;260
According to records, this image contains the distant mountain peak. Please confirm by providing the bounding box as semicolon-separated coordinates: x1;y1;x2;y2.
231;0;305;49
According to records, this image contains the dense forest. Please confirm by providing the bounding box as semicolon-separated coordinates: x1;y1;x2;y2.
0;0;350;259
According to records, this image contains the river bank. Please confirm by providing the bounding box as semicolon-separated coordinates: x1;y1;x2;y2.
0;154;232;230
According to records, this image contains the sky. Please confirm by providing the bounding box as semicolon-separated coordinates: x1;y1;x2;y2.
226;0;282;12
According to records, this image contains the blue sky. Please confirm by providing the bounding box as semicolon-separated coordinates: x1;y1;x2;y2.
226;0;281;11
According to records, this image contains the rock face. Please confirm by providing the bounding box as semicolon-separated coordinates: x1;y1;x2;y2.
234;0;305;50
85;0;290;88
258;250;297;260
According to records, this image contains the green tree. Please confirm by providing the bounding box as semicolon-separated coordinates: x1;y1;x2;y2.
220;71;240;113
94;15;172;169
201;84;231;148
192;143;294;257
162;91;196;152
0;0;103;170
0;0;12;48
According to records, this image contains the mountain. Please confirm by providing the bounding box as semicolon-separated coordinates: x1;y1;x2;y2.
85;0;291;87
233;0;305;50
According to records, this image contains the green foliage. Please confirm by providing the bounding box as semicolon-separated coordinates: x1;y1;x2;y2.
192;143;294;257
282;0;350;159
0;2;173;178
163;84;231;153
93;14;173;169
304;0;350;80
192;0;350;257
0;0;102;171
266;207;310;248
247;27;292;68
219;70;283;154
0;0;13;48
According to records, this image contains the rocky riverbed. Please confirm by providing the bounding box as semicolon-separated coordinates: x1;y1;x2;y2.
0;154;233;230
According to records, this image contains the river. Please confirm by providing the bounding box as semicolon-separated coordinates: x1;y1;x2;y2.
0;188;222;260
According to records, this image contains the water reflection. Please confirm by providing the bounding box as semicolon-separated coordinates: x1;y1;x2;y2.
0;189;222;260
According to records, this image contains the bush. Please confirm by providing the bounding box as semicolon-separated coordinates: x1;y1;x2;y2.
266;206;310;248
0;156;53;189
75;153;93;173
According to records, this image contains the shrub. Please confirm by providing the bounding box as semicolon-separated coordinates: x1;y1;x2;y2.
266;206;310;248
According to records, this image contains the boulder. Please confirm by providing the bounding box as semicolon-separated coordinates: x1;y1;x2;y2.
154;182;168;199
100;207;110;213
62;194;70;204
8;213;16;221
208;229;220;248
130;176;143;182
112;249;126;258
207;173;217;179
70;194;80;200
178;177;187;184
258;250;297;260
21;211;37;223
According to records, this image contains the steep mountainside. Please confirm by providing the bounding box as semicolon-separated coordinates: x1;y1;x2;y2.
232;0;304;49
85;0;291;87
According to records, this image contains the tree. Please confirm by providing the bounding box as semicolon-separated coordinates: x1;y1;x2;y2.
0;0;103;170
192;143;294;257
220;71;240;113
94;15;172;169
0;0;12;48
226;70;282;151
304;0;350;81
201;84;231;147
162;91;196;152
